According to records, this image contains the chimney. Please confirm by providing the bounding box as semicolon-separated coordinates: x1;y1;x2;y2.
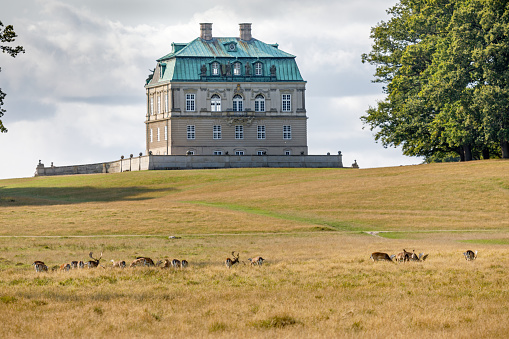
200;23;213;41
239;23;252;41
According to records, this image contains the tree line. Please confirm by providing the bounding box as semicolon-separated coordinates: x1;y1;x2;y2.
362;0;509;161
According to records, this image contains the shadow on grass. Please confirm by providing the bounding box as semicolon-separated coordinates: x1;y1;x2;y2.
0;186;175;206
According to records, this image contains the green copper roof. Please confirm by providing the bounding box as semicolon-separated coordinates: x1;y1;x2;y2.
146;37;304;85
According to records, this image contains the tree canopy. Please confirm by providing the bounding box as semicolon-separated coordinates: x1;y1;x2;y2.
1;21;25;133
362;0;509;161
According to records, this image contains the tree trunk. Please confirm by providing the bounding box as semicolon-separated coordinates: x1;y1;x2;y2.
482;147;490;160
501;140;509;159
463;144;473;161
459;147;465;162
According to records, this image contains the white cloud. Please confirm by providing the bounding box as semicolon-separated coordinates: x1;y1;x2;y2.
0;0;417;179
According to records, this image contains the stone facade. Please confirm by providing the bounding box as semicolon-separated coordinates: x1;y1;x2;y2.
145;23;309;157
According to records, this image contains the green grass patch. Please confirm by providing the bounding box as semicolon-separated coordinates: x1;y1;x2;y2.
461;239;509;245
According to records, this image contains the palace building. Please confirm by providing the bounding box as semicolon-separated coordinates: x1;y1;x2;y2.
144;23;308;156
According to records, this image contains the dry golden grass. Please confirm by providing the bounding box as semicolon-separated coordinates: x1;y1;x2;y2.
1;160;508;236
1;233;509;338
0;161;509;337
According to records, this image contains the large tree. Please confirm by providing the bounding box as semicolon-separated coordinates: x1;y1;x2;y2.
362;0;509;161
0;21;24;133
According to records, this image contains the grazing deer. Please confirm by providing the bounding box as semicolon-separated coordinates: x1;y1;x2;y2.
395;252;406;262
87;252;102;268
402;249;414;262
32;261;48;272
370;252;394;262
160;259;171;268
248;256;265;266
130;257;155;267
111;260;126;268
419;253;429;261
225;252;240;268
32;260;45;268
463;250;478;261
171;259;181;268
70;261;79;269
78;261;85;269
60;263;71;271
181;259;189;268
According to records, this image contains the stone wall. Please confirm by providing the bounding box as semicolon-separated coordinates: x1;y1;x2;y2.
35;153;343;176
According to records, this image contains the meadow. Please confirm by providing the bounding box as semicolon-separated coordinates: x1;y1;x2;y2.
0;160;508;338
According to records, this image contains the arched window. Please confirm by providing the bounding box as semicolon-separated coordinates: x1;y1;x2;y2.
211;62;220;76
233;62;242;76
255;62;263;76
255;94;265;112
211;94;221;112
233;94;243;112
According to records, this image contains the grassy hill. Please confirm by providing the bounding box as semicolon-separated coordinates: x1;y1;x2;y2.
1;161;509;338
1;160;508;236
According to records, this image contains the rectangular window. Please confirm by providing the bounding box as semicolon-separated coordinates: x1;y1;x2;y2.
150;97;154;115
150;129;153;143
257;125;266;139
157;127;160;141
157;95;161;113
235;151;244;156
282;94;291;112
212;62;220;75
235;125;243;139
213;125;222;139
283;125;292;140
234;63;241;76
186;94;195;112
255;63;262;76
164;125;168;141
213;150;222;155
165;93;168;112
187;125;195;139
257;151;266;155
285;150;291;155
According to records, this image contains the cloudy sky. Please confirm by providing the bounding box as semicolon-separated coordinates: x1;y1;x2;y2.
0;0;421;179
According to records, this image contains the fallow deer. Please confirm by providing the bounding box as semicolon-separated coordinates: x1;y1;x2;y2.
181;259;189;268
370;252;394;262
32;261;48;272
111;260;126;268
395;252;406;262
60;263;71;271
78;261;85;269
171;259;181;268
129;256;155;267
225;252;240;268
402;249;414;262
70;261;79;269
463;250;478;261
86;252;102;268
248;256;265;266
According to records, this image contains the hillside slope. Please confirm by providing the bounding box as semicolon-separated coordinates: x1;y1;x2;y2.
0;161;508;235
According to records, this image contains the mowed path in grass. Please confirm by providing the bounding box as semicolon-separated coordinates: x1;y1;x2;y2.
0;160;508;236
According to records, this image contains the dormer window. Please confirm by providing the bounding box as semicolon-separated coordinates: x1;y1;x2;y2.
211;62;220;76
224;41;237;52
233;62;241;76
255;62;262;76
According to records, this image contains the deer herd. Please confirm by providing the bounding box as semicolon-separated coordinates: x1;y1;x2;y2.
370;249;479;262
31;250;265;273
32;252;191;272
31;248;479;273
